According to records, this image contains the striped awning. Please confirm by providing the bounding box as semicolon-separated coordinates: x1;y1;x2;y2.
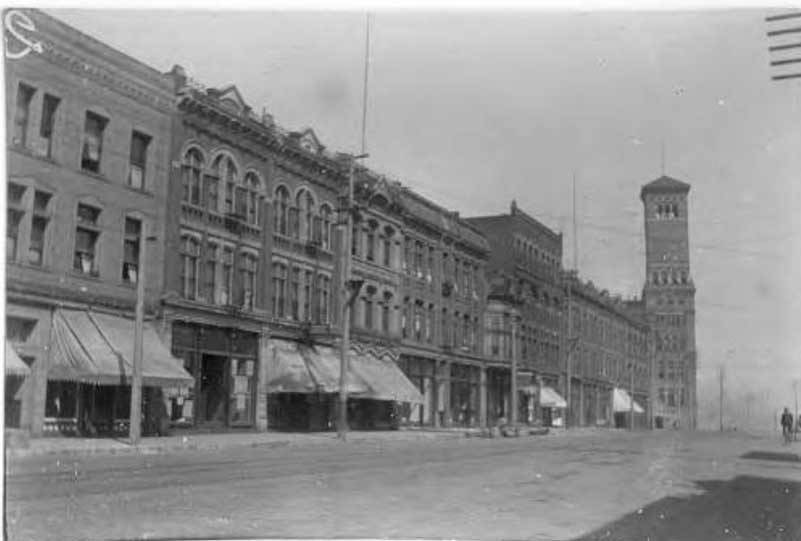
613;388;645;414
5;341;30;376
348;351;424;404
49;309;193;387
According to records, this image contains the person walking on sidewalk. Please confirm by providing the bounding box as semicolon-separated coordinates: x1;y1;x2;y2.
781;407;794;444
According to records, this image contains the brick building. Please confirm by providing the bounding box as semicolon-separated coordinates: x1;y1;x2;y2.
4;9;191;437
466;201;565;427
640;175;697;430
565;275;651;429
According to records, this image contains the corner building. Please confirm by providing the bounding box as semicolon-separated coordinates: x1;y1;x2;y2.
640;176;697;430
5;9;191;437
466;202;565;427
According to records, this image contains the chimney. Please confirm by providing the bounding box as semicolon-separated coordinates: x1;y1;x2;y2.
167;64;187;92
510;199;518;214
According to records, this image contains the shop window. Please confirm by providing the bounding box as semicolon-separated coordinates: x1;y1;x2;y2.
13;82;35;147
45;381;77;418
39;93;60;158
81;111;108;173
128;130;151;190
74;204;101;276
121;217;141;284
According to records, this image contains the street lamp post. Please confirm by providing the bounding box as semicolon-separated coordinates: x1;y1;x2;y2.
794;379;799;441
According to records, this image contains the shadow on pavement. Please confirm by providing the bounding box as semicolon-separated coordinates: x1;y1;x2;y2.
572;475;801;541
741;450;801;463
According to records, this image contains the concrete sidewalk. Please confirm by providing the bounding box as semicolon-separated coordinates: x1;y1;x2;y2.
4;427;470;459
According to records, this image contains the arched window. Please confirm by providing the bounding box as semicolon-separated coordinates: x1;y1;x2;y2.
274;186;290;236
296;189;315;241
212;154;239;215
182;148;204;206
244;172;262;226
320;204;332;250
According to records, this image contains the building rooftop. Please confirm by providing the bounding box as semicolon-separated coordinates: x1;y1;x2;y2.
640;175;691;199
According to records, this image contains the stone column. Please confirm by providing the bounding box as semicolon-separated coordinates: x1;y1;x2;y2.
255;330;271;431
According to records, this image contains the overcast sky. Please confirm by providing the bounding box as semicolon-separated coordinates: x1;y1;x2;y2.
49;8;801;423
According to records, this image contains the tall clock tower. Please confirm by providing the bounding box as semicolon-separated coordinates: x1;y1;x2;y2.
641;176;697;430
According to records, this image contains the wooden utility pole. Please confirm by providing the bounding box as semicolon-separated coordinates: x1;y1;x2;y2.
629;363;635;431
129;221;147;445
510;315;518;426
718;364;725;432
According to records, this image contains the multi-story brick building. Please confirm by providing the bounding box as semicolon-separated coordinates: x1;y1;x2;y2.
565;274;651;429
467;201;565;427
640;175;697;430
4;9;191;436
385;184;490;428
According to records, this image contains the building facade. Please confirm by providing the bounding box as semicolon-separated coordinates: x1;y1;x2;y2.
565;275;651;429
5;9;190;436
640;176;697;430
466;201;565;427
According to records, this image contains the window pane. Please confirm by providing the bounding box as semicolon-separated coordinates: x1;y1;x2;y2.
40;94;60;139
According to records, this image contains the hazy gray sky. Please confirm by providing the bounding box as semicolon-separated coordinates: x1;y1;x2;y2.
50;8;801;420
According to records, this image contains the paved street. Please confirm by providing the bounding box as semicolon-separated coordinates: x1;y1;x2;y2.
5;430;801;541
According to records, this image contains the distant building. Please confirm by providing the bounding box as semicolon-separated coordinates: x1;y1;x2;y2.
466;202;565;427
640;175;697;430
565;275;650;429
5;9;190;437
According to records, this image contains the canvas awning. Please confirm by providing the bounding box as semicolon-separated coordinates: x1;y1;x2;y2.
613;388;645;413
49;309;193;387
348;351;424;404
5;341;30;376
265;340;369;395
539;386;567;408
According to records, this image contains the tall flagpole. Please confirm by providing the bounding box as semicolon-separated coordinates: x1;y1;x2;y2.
339;12;371;441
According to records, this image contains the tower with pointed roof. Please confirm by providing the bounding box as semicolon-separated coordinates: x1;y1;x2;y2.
641;175;697;430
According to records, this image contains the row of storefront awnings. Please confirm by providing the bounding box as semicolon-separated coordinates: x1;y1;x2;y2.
613;388;645;413
47;309;194;387
266;339;424;404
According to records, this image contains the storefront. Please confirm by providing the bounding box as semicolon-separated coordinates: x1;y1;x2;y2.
539;384;567;428
397;356;437;426
44;309;193;437
450;363;481;428
486;367;510;426
266;339;422;431
612;387;645;429
170;321;259;430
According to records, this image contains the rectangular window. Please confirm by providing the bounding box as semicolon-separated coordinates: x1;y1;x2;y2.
81;112;108;173
272;263;287;318
312;274;322;323
224;182;234;215
383;237;392;267
27;190;51;266
204;241;218;303
303;270;313;321
234;186;247;218
74;204;101;275
7;209;23;262
365;298;373;329
13;83;35;147
221;246;234;305
351;225;360;257
290;267;300;319
128;131;151;190
321;276;330;324
180;236;199;300
425;306;433;342
366;230;375;262
121;217;141;284
39;94;60;158
241;253;257;310
204;175;218;212
382;303;390;333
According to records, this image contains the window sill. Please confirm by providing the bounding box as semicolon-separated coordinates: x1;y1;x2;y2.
6;260;51;272
123;184;155;198
9;145;58;165
69;269;103;281
78;169;111;183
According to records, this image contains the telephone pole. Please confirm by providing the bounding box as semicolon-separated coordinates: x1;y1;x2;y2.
129;222;153;445
718;363;725;432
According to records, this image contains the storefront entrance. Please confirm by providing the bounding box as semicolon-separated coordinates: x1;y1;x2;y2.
171;321;258;430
